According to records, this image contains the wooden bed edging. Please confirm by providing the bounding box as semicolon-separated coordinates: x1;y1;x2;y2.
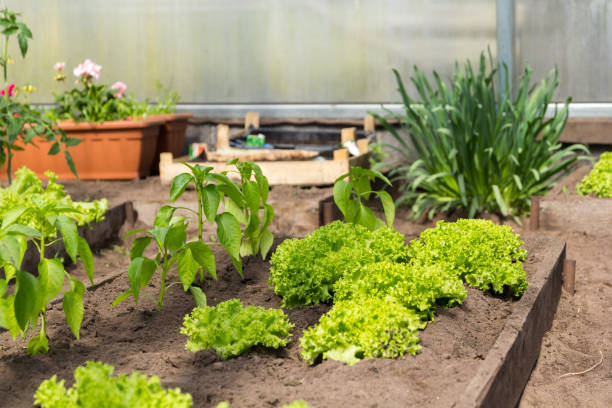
455;236;565;408
532;165;612;237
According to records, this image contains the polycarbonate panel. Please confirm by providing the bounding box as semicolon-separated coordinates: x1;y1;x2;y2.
5;0;495;104
516;0;612;102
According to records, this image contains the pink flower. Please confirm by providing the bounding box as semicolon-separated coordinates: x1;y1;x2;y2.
73;59;102;80
1;84;16;97
13;113;19;117
53;61;65;71
111;81;127;98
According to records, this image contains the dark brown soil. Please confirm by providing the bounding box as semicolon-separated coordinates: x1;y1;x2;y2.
1;177;610;407
0;221;548;408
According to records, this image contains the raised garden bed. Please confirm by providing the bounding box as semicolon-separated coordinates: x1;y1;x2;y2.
0;231;565;408
531;165;612;237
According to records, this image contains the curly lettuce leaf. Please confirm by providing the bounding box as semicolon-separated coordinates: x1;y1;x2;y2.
334;261;467;313
577;151;612;198
181;298;294;359
408;219;528;296
300;298;426;365
269;221;409;308
34;361;193;408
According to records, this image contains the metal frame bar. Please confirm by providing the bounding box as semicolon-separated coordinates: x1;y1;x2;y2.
496;0;515;99
176;103;612;119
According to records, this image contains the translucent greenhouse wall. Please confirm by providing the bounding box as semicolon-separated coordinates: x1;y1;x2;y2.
4;0;495;105
516;0;612;103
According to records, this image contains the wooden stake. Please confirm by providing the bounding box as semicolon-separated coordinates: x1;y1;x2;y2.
563;259;576;295
333;148;349;161
217;124;230;150
530;196;540;230
364;115;375;133
341;127;356;144
124;201;135;227
357;138;369;154
244;112;260;130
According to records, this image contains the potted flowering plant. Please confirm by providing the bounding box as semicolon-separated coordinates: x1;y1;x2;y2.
0;8;78;182
29;59;164;179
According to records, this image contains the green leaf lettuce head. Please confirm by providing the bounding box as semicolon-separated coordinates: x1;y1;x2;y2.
0;167;108;235
300;297;426;365
34;361;192;408
181;298;294;359
269;221;410;308
577;152;612;198
334;261;467;314
408;219;528;296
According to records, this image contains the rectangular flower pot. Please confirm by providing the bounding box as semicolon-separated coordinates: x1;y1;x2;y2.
148;113;193;174
3;119;163;180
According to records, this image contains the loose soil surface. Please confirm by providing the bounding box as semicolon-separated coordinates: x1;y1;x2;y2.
0;177;610;407
0;231;548;408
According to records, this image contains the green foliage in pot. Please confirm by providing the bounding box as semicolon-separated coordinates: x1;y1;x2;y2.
47;59;135;123
0;168;99;355
577;151;612;198
181;298;294;359
113;160;274;310
34;361;193;407
0;8;79;182
372;51;589;221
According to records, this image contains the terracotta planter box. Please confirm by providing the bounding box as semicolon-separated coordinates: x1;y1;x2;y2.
148;113;193;174
3;119;163;180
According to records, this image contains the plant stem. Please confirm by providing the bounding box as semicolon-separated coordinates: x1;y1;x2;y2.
197;186;204;242
157;251;169;310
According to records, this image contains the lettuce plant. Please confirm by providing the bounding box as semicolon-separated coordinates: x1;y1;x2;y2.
0;170;96;354
300;298;425;365
334;261;467;316
34;361;192;408
0;167;108;231
408;219;528;296
114;160;273;310
333;166;395;230
269;221;409;308
181;298;294;359
372;51;589;220
577;152;612;198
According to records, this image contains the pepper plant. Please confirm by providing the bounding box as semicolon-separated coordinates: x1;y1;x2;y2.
333;166;395;230
0;8;79;181
0;197;93;355
114;160;274;310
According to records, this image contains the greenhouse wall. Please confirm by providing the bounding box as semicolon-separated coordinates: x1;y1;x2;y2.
3;0;611;116
5;0;494;106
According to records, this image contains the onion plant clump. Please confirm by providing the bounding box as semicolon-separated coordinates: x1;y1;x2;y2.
34;361;193;408
372;51;589;220
577;152;612;198
181;298;294;359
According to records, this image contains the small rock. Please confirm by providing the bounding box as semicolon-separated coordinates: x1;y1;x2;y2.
212;362;224;370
